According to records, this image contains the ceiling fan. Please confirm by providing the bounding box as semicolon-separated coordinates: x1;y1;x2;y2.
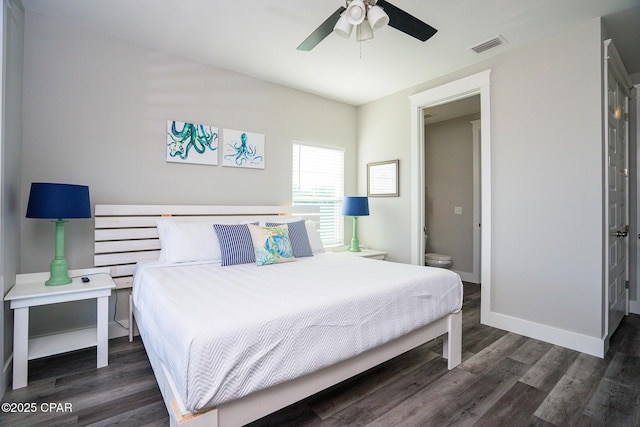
297;0;437;51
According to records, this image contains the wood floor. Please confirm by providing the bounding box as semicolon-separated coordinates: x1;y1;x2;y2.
1;283;639;426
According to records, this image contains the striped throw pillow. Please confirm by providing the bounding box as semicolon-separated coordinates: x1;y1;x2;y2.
213;223;257;266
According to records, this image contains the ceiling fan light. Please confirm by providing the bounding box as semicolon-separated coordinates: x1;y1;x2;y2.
367;5;389;31
356;20;374;42
346;0;366;25
333;15;353;38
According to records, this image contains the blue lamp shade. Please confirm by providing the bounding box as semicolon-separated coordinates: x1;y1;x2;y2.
26;183;91;286
342;196;369;217
27;183;91;219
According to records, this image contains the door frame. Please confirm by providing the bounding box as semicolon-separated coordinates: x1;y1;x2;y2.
409;70;492;310
471;119;481;283
632;84;640;315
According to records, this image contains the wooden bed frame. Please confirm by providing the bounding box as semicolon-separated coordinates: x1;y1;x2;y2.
94;204;462;427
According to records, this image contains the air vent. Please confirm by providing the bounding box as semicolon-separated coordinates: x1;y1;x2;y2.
471;35;507;54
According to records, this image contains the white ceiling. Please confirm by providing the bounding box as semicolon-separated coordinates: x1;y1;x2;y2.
22;0;640;106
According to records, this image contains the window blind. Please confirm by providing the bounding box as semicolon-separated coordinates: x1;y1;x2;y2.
292;142;344;247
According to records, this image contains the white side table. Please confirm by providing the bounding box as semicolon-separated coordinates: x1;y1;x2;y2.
4;267;115;389
335;248;387;260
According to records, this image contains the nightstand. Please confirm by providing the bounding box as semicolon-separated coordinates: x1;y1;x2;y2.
4;267;115;389
335;248;387;260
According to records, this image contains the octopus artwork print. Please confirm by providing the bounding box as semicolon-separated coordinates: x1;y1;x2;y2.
222;129;265;169
166;120;219;165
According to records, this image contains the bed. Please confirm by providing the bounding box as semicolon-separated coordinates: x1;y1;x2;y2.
94;205;463;427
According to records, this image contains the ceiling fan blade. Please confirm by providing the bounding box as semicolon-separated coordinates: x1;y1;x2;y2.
297;6;346;51
376;0;437;42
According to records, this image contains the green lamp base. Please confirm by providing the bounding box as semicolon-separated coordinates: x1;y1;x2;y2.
348;216;362;252
46;257;72;286
45;219;72;286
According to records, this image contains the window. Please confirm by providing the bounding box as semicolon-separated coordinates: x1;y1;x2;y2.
292;142;344;247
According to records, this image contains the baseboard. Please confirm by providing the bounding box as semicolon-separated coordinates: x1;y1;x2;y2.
481;310;605;358
109;319;130;339
630;298;640;315
453;270;480;284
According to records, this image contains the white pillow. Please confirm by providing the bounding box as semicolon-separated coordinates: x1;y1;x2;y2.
305;220;325;253
156;219;170;261
156;219;236;263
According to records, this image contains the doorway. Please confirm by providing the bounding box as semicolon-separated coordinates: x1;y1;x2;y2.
423;96;481;283
409;70;491;317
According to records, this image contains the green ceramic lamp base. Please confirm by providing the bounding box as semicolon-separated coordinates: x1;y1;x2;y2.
46;258;72;286
46;219;72;286
348;216;361;252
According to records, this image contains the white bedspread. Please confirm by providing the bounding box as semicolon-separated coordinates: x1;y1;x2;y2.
132;252;463;412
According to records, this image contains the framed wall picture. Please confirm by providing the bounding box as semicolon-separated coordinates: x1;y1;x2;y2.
222;129;265;169
367;160;399;197
166;120;219;165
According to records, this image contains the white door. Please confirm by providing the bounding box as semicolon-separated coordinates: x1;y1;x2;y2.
605;39;631;340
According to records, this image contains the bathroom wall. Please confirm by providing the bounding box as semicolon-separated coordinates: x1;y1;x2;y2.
424;113;479;274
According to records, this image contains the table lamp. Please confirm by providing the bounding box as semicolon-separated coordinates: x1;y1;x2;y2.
342;196;369;252
26;183;91;286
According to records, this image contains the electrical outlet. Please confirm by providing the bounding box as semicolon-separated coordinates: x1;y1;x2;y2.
454;206;462;215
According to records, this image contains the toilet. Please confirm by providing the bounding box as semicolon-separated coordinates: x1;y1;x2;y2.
423;235;453;268
424;253;453;269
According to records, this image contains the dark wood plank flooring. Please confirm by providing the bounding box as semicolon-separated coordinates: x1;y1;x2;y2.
2;283;639;426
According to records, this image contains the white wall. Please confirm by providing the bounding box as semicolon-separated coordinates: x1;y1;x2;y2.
489;19;604;347
20;11;357;336
1;0;24;398
356;94;413;261
359;19;606;353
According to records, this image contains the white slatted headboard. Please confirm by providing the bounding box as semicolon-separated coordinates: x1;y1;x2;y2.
94;205;319;289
